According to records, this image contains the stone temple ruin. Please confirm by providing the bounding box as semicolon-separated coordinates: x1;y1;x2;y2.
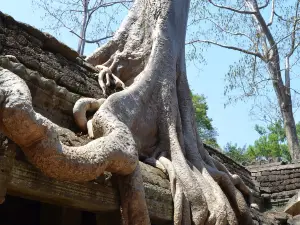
1;11;300;225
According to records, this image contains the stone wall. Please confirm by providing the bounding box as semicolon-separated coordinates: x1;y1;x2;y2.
248;162;300;210
0;11;103;132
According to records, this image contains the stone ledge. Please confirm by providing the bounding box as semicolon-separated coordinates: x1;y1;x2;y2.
0;11;79;63
1;154;173;224
248;163;300;173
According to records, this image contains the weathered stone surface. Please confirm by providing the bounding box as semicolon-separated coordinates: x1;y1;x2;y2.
0;11;102;102
248;160;300;211
0;141;173;224
290;215;300;225
285;191;300;216
251;210;293;225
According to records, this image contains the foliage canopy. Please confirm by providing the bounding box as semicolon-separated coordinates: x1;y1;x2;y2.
191;92;219;148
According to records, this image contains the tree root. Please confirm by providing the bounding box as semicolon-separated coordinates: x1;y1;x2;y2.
73;97;106;133
0;67;137;180
95;65;126;96
0;0;257;221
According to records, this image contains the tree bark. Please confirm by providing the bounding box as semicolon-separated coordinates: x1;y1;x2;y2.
281;94;300;160
0;0;255;224
268;59;300;160
245;0;300;160
77;0;88;55
283;56;300;160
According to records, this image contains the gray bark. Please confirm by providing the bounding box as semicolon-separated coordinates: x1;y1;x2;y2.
246;0;300;160
268;48;300;160
0;0;255;224
77;0;88;55
281;94;300;160
283;56;300;160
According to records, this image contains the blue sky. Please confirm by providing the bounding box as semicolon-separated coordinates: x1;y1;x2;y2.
1;0;274;149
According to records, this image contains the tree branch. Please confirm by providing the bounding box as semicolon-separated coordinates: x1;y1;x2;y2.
85;35;113;43
42;7;76;32
69;30;113;43
209;0;269;14
121;2;130;9
53;0;82;7
245;0;283;101
267;27;300;56
209;0;255;14
186;40;264;59
203;17;255;44
274;11;300;23
267;0;275;26
290;87;300;95
255;0;271;9
288;0;300;57
285;56;291;93
89;0;132;13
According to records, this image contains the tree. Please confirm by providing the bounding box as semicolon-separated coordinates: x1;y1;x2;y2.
0;0;255;224
225;121;300;164
224;121;297;164
33;0;131;55
191;92;219;148
188;0;300;160
224;142;250;164
247;122;291;161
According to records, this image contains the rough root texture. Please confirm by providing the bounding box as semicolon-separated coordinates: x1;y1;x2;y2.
0;0;255;224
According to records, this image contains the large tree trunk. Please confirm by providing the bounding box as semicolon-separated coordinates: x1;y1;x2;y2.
282;56;300;160
281;95;300;160
245;0;300;160
0;0;254;224
268;60;300;160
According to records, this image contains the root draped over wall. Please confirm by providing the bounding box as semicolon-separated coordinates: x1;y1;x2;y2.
0;0;254;224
